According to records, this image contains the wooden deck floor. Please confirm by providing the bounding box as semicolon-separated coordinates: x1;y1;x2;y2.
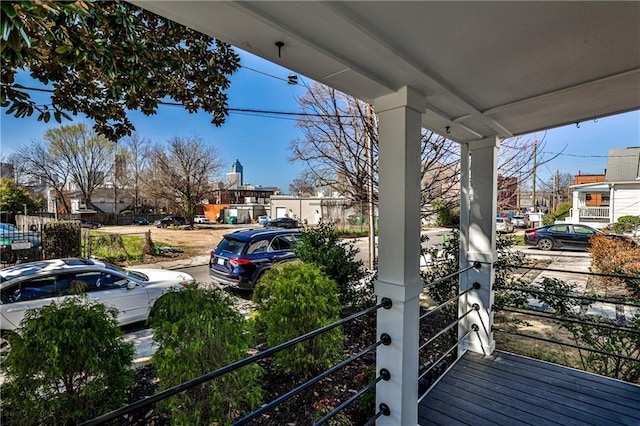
418;351;640;426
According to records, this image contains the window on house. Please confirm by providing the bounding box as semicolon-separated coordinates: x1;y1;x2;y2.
601;195;610;204
585;194;592;201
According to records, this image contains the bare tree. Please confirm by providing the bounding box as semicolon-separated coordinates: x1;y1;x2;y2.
120;133;150;215
144;136;223;224
289;82;460;215
289;173;317;196
16;139;73;213
44;124;118;209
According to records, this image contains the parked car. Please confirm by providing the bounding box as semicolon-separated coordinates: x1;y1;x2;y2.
264;217;299;229
257;215;270;225
524;223;635;251
76;218;102;229
0;223;41;264
132;217;150;225
209;228;300;290
511;215;527;228
193;215;211;224
496;217;514;233
0;258;193;337
154;215;186;228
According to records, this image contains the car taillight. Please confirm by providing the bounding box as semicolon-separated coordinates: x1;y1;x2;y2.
228;257;253;267
525;230;535;237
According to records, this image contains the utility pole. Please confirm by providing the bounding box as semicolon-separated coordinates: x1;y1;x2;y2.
532;138;537;212
366;103;376;269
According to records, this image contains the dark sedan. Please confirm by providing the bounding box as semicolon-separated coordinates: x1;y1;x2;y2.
264;217;299;229
524;223;633;251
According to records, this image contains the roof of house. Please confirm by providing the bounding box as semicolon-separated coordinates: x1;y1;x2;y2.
605;147;640;182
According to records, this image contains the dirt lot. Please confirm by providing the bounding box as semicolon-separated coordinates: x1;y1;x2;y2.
99;224;243;258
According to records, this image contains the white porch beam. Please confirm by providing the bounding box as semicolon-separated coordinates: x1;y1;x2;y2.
373;86;425;425
459;136;500;356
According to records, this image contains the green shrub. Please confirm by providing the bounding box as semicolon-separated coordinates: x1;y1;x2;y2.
149;287;262;425
294;222;369;307
613;215;640;234
1;298;134;425
542;203;572;225
431;198;459;227
252;263;343;377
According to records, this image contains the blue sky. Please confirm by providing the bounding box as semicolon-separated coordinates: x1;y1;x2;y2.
1;50;639;192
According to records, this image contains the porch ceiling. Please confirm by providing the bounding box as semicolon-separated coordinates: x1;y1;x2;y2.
132;1;640;145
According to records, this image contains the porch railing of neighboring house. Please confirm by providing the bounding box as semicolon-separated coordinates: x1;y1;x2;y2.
578;206;610;219
81;299;394;426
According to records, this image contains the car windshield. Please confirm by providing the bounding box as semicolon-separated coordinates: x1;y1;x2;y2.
217;237;247;255
104;263;148;281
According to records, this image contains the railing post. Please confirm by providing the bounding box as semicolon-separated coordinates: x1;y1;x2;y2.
459;137;499;357
373;86;424;425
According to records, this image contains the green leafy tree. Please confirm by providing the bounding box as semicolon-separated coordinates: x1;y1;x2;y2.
294;221;369;307
1;0;240;140
252;263;343;377
1;298;134;425
149;287;263;425
0;177;41;213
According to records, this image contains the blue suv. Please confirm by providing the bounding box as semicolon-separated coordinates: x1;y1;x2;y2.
209;228;300;290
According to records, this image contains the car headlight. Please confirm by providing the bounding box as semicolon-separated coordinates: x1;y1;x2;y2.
177;274;195;287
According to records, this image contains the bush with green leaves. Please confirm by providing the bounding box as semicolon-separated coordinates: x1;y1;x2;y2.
294;221;369;307
1;298;134;425
252;263;343;377
613;215;640;234
421;230;530;305
535;277;639;382
431;198;460;227
148;287;262;425
542;202;572;225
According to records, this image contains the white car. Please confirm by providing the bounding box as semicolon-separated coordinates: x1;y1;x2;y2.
496;217;515;233
0;258;194;334
193;215;211;224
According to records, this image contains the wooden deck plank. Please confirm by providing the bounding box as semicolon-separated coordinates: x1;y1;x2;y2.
419;351;640;426
460;353;640;420
444;363;623;425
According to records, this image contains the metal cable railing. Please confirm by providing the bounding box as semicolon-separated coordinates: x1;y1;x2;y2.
418;263;484;396
493;328;640;363
420;282;481;321
497;284;640;309
493;265;639;369
494;306;640;335
498;263;640;282
81;298;393;426
423;261;481;289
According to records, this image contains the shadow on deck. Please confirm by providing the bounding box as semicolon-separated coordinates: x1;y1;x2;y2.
419;351;640;425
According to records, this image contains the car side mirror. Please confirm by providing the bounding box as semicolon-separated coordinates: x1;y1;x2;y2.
126;281;137;290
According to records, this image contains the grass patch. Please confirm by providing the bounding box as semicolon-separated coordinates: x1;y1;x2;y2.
84;231;175;264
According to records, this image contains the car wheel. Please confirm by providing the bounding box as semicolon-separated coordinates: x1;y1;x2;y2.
537;238;554;251
0;249;16;264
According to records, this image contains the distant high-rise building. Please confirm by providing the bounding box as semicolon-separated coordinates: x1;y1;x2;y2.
226;159;243;188
0;162;15;180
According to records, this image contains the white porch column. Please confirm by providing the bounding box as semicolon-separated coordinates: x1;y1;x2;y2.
373;86;424;425
459;137;499;356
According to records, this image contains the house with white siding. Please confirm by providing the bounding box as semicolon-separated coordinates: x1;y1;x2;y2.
567;146;640;227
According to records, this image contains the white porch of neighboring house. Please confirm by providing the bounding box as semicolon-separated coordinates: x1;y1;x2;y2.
129;2;640;424
568;181;640;227
566;182;611;227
